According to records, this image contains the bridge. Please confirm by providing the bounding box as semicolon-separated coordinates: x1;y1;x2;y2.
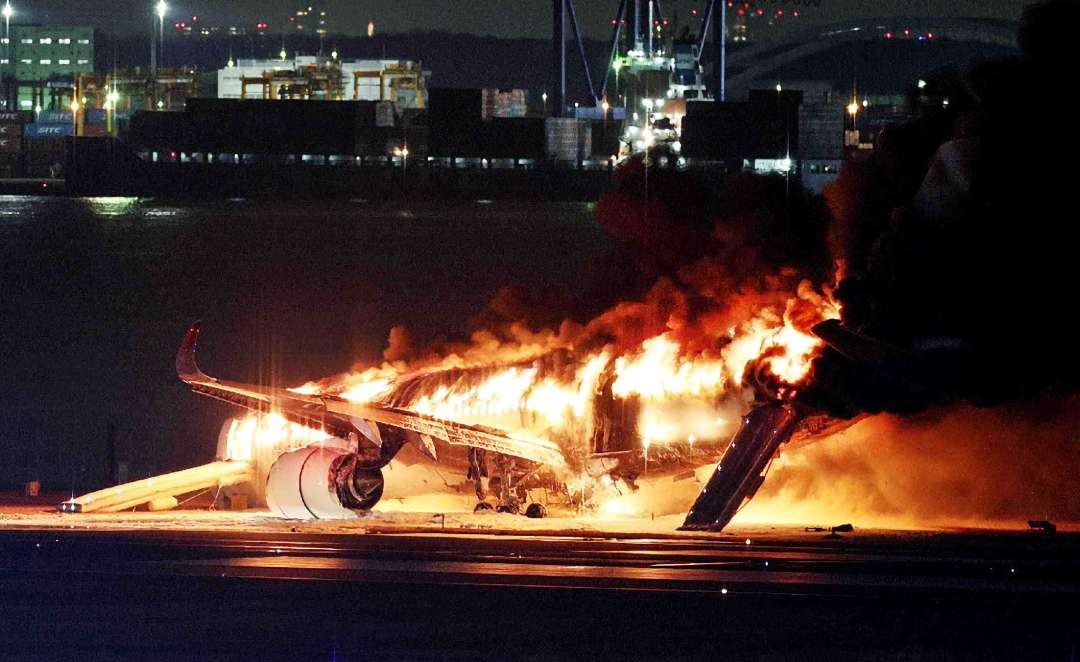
724;17;1019;92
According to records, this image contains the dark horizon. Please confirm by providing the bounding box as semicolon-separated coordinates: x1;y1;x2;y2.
5;0;1029;39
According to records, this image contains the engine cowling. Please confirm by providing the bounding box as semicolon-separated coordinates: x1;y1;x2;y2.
265;443;385;519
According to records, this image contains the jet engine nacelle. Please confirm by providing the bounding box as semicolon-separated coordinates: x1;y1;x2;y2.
265;442;385;519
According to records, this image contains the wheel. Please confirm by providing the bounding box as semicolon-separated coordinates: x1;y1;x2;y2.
525;503;548;519
473;502;495;513
496;501;519;514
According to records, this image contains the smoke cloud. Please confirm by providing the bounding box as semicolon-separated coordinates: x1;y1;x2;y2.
742;393;1080;529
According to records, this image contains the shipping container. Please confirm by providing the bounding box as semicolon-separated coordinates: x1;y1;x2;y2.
85;109;108;125
545;118;591;162
0;111;33;124
482;89;528;120
0;135;22;153
25;123;74;138
37;111;74;124
375;101;396;128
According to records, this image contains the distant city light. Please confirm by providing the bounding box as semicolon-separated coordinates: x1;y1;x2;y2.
775;83;782;92
917;79;927;89
156;0;168;20
1;2;12;20
367;20;375;38
847;100;859;117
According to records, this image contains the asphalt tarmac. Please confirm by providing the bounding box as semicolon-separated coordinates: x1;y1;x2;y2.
1;524;1078;660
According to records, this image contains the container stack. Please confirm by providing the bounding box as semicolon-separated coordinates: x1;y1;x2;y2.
0;111;30;177
545;118;592;162
482;89;528;120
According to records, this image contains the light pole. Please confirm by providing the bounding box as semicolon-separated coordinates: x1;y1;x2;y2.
2;2;12;110
156;1;167;64
69;98;79;137
155;1;166;108
105;90;118;135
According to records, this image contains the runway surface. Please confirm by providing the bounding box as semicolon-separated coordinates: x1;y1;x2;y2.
1;515;1079;660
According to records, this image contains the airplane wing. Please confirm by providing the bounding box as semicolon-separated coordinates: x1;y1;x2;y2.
176;322;566;468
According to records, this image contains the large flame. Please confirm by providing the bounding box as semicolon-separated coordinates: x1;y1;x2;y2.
226;278;839;478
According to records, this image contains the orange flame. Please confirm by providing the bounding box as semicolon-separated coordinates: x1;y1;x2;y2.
227;278;839;479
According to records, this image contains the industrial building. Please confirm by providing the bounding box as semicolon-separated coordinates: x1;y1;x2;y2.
1;25;93;112
216;56;427;108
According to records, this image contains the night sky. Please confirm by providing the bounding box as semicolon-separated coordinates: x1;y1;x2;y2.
14;0;1029;38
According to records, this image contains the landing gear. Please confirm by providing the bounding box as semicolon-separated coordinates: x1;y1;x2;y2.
470;449;548;517
525;503;547;519
467;447;489;502
496;500;520;514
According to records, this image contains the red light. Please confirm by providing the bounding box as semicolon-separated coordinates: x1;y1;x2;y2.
904;28;910;36
737;9;745;16
170;151;177;158
743;2;749;7
192;15;197;21
663;19;669;25
885;32;893;39
757;9;764;16
793;10;799;17
927;32;934;39
776;10;784;16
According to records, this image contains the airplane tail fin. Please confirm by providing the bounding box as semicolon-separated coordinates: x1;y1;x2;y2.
176;321;212;383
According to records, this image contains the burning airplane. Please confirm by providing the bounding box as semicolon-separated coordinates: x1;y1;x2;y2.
59;3;1080;527
61;278;846;530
